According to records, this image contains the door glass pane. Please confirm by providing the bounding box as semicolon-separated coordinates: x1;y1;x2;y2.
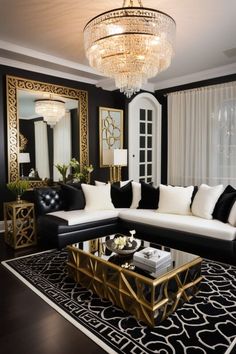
147;150;152;162
148;123;152;134
140;136;145;148
140;122;145;134
148;110;152;121
140;109;145;121
147;136;152;148
139;164;145;176
140;150;145;163
147;164;152;175
147;177;152;183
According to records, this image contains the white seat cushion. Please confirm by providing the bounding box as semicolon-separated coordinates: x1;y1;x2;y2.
48;210;119;226
118;209;236;241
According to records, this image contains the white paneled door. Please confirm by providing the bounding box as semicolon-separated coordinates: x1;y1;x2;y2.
128;93;162;186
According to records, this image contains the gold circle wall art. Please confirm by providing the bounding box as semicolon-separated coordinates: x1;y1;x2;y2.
99;107;124;167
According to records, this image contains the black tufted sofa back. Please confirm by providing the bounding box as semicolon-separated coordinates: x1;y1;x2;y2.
34;187;64;216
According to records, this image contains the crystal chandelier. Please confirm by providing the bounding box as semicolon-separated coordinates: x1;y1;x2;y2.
83;0;176;98
35;99;66;128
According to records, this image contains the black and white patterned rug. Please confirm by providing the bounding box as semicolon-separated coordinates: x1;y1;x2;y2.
2;249;236;354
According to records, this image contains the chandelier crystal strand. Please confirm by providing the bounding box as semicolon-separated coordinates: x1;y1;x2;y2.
83;1;176;98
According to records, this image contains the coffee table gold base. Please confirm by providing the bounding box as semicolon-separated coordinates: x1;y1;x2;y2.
67;245;202;327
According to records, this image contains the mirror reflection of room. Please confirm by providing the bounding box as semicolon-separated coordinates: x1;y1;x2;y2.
18;90;79;182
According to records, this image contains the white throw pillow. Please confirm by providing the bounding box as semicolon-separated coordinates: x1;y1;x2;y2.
191;184;224;219
130;182;142;209
228;201;236;226
120;179;132;187
95;180;107;186
157;184;194;215
81;184;114;210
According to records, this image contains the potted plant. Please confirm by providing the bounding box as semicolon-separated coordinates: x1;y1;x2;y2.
70;158;93;183
7;179;30;202
54;163;70;183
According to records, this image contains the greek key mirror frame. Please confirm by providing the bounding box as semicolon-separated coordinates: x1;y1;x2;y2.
6;75;89;186
99;107;123;168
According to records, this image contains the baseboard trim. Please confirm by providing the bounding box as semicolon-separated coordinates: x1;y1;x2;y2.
0;220;4;233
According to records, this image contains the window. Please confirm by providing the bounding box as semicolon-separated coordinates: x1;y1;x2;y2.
168;82;236;187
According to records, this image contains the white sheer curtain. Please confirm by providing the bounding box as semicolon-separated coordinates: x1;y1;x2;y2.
168;82;236;187
34;121;50;179
53;111;71;181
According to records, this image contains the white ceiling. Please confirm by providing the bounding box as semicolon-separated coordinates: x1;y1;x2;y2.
0;0;236;91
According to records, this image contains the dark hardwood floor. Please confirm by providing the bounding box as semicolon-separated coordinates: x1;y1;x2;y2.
0;234;106;354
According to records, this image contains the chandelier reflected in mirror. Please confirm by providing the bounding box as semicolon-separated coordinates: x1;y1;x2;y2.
35;98;66;128
83;0;176;98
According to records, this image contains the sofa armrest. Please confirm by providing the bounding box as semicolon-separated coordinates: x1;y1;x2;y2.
34;187;64;216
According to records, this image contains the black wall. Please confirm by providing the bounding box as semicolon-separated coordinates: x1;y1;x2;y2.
0;65;126;219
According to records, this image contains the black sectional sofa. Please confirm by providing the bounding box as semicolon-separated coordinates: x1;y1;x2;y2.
27;184;236;265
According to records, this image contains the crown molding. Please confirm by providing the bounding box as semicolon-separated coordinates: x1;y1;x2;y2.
0;56;98;85
0;40;99;75
154;63;236;90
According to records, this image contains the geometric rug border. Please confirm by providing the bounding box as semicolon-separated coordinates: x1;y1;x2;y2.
1;253;115;354
1;250;117;354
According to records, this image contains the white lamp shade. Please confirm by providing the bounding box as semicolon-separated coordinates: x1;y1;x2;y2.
103;149;127;166
19;152;30;163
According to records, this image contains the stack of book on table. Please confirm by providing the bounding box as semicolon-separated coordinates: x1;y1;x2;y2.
133;247;172;274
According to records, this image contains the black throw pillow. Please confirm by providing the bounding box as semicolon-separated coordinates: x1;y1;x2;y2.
60;183;85;211
191;186;198;206
212;185;236;223
111;182;133;208
138;181;159;209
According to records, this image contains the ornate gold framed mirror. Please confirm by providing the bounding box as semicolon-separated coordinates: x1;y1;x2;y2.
6;75;88;186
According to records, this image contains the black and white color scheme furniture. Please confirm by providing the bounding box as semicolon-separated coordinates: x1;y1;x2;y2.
27;181;236;265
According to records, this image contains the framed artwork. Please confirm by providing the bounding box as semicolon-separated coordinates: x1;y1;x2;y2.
99;107;124;167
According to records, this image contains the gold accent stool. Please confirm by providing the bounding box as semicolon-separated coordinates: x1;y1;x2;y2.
4;201;37;249
67;242;202;327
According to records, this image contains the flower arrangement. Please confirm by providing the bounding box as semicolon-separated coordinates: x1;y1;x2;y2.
55;158;93;183
113;230;136;250
69;158;93;183
7;179;29;201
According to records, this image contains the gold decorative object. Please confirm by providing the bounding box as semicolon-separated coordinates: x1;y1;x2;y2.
103;148;127;182
4;201;37;249
99;107;123;168
84;0;176;98
6;75;89;187
19;133;28;152
6;179;30;202
67;242;202;327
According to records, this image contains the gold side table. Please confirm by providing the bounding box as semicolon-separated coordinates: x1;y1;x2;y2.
4;201;37;249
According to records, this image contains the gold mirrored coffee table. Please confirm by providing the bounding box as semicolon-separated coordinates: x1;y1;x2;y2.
67;237;202;327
